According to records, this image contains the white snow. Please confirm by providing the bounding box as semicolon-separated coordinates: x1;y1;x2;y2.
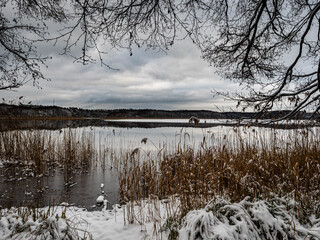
0;196;319;240
0;197;180;240
96;195;105;205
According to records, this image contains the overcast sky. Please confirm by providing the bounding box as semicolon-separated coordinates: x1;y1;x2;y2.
2;36;239;110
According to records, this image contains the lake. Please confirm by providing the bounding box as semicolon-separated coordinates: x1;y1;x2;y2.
0;118;318;209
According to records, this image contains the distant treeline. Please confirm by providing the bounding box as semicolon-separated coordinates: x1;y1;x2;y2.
0;103;313;120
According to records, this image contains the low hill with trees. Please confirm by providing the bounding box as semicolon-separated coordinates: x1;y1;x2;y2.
0;103;313;120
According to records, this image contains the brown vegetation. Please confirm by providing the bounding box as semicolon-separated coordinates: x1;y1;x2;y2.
117;127;320;218
0;129;96;181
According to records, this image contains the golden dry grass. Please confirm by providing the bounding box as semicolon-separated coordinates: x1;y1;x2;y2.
0;129;96;180
117;127;320;218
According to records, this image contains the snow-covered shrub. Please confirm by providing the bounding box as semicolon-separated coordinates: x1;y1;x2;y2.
0;207;83;239
179;197;320;240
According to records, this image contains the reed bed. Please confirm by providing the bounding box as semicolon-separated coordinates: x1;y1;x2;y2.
1;125;320;234
116;127;320;221
0;128;97;181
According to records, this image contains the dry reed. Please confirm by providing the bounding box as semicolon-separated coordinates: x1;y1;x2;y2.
116;126;320;220
0;128;97;181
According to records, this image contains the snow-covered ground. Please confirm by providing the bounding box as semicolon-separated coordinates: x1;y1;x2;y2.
1;197;319;240
0;197;179;240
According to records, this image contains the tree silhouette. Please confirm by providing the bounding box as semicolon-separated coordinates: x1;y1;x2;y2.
1;0;320;118
0;0;66;90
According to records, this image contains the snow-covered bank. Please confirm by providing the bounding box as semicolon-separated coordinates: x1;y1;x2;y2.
0;197;180;240
1;197;319;240
0;205;162;240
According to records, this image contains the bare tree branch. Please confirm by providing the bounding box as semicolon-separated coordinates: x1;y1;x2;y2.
1;0;319;121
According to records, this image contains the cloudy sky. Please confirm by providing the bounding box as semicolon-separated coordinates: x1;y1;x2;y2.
2;36;239;110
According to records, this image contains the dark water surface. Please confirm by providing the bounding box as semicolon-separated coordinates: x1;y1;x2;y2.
0;167;119;209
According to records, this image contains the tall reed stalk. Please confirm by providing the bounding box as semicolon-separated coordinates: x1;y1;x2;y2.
117;127;320;219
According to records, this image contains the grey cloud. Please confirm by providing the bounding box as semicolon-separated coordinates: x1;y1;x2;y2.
76;81;216;110
1;3;240;111
2;34;239;110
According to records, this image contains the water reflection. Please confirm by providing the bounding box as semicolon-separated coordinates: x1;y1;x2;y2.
0;167;119;209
